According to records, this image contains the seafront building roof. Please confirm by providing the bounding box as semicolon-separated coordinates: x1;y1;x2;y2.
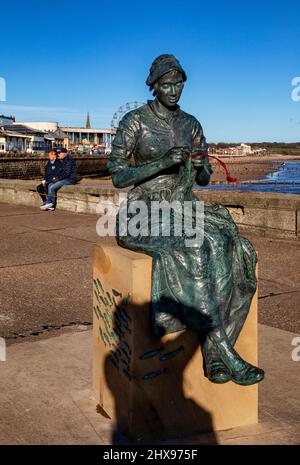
0;129;30;139
44;128;67;141
61;126;115;134
3;124;44;135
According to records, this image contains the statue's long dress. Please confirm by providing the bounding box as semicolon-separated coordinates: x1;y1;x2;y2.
108;101;257;355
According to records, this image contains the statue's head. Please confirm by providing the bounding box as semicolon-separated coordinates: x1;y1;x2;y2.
146;54;187;109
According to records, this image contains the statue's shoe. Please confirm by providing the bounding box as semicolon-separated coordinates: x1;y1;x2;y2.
230;363;265;386
206;362;231;384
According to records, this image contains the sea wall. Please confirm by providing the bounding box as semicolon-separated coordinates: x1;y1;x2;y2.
0;179;299;240
0;156;109;179
195;189;300;240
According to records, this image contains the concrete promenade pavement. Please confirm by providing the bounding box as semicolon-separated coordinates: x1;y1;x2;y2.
0;203;114;341
0;203;299;444
0;325;299;445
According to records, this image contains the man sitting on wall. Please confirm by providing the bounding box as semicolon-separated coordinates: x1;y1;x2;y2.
37;150;62;206
40;147;77;211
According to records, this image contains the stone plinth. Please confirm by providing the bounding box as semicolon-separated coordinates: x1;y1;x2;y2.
93;244;258;441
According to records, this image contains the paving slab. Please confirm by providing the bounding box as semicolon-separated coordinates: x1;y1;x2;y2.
0;324;299;445
249;234;300;333
0;257;93;338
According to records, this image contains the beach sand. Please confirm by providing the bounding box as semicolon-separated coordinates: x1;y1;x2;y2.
209;154;299;183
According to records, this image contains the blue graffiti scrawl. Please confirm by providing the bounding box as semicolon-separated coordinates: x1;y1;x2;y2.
139;347;164;360
139;345;185;381
94;277;185;382
142;368;167;381
93;277;133;380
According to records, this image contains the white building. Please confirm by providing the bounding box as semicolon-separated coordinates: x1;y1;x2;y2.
209;143;253;157
240;143;252;155
1;125;52;153
61;126;115;151
15;122;69;148
16;121;60;132
15;121;115;151
0;130;30;152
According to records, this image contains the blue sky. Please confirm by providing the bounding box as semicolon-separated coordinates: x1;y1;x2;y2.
0;0;300;142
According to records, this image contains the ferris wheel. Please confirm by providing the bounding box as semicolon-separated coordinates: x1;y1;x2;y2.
111;101;145;129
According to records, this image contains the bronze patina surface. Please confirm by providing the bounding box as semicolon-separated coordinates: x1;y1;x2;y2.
108;54;264;386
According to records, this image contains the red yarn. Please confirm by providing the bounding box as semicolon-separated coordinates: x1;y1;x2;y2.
188;153;238;183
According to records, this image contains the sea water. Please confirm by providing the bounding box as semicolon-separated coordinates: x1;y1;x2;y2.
199;161;300;195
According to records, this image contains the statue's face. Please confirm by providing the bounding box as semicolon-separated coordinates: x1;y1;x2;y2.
155;70;184;108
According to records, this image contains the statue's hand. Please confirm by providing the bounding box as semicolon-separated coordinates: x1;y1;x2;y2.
162;146;190;168
192;155;213;173
191;156;205;168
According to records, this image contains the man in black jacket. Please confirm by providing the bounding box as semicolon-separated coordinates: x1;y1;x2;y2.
37;151;62;205
40;148;77;211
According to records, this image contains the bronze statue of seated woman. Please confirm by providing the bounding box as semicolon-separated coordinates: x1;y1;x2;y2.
108;54;264;386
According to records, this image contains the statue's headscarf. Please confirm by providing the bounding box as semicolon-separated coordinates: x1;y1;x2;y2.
146;54;187;91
